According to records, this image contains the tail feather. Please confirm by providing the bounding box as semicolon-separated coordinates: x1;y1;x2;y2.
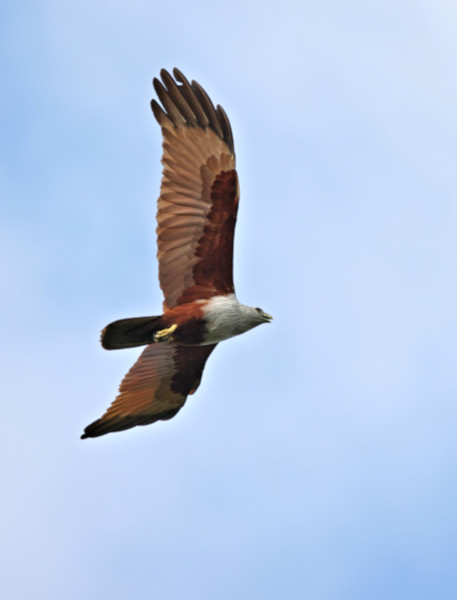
101;316;163;350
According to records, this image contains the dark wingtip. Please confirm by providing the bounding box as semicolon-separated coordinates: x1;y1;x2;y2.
80;421;103;439
172;66;184;80
150;68;234;153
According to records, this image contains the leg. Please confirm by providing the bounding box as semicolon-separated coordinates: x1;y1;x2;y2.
153;323;178;342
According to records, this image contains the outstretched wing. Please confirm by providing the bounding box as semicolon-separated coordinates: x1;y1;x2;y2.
151;68;239;310
81;343;216;438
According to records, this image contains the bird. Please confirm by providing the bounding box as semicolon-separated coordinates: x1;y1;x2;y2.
81;68;272;439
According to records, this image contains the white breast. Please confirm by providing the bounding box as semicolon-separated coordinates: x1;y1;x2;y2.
201;294;261;344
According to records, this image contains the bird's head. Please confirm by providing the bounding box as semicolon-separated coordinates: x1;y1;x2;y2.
254;307;273;324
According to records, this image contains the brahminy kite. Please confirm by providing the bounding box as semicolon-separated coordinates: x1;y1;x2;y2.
81;68;272;439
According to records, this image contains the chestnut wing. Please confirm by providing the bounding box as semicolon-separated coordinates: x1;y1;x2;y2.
152;69;239;309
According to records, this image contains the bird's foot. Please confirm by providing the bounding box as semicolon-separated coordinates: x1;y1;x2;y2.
153;323;178;343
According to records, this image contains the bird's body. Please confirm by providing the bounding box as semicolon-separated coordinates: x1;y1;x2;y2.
81;69;271;439
101;295;270;349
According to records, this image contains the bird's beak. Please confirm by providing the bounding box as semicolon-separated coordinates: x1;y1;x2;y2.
262;312;273;323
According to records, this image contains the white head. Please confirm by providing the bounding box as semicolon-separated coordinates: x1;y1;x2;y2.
203;295;273;343
252;306;273;324
237;304;273;331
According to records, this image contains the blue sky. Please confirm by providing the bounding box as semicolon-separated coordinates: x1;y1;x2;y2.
2;1;457;598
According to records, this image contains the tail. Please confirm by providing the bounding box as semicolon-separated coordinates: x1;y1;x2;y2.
101;316;163;350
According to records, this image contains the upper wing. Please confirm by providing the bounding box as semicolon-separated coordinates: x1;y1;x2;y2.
151;68;239;310
81;343;216;438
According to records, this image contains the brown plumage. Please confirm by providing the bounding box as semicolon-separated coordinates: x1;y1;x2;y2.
82;343;216;438
154;69;238;309
81;68;271;439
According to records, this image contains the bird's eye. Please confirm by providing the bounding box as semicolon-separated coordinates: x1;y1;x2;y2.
255;307;262;313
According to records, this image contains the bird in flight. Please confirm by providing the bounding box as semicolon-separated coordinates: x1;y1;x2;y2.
81;68;272;439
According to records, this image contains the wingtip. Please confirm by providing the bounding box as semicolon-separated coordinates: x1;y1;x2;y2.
172;66;183;80
160;67;172;81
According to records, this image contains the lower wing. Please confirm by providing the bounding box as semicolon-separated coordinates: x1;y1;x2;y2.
82;343;216;438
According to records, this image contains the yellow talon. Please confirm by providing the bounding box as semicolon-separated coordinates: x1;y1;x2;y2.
153;323;178;342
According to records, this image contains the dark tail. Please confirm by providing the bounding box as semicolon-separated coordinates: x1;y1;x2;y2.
101;316;163;350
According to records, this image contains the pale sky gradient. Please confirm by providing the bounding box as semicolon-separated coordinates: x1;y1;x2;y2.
2;1;457;599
